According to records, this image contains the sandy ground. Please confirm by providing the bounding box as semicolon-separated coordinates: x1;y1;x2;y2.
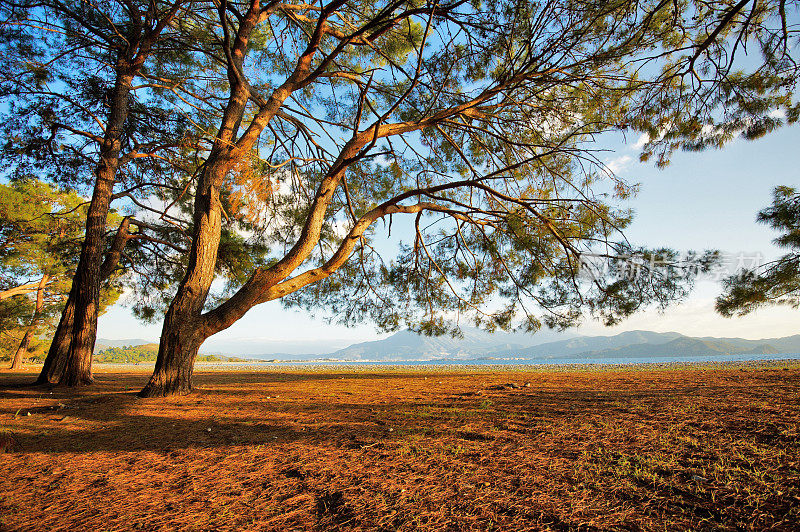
1;362;799;531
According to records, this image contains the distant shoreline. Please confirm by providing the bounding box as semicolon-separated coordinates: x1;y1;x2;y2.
56;357;798;373
9;356;798;375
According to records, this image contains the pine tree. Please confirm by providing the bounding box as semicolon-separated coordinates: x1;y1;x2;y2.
140;0;799;396
1;0;197;384
716;186;800;316
0;179;122;369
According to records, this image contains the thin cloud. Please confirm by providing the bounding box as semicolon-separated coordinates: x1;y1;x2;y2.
604;154;633;175
631;133;649;149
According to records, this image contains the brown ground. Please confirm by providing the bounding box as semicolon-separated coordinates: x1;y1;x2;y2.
0;364;798;531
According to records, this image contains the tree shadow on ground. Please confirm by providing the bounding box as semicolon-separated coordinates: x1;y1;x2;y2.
1;368;798;532
0;368;796;455
0;371;477;453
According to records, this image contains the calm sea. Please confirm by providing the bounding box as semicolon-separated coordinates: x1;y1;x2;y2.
209;352;800;368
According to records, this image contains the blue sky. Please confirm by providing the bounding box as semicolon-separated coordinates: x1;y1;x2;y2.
98;124;800;346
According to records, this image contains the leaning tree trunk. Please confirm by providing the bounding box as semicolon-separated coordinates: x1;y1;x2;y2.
11;274;48;370
34;4;179;386
37;217;132;384
35;293;75;383
38;71;133;387
10;330;33;370
139;167;225;397
60;83;130;386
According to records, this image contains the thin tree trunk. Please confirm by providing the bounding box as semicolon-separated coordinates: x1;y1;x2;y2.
10;330;33;370
11;274;48;370
0;280;48;301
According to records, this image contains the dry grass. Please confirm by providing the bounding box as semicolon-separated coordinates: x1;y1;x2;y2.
1;363;799;531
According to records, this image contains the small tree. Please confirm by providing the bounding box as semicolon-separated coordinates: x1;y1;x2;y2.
716;186;800;317
0;302;50;366
0;179;122;369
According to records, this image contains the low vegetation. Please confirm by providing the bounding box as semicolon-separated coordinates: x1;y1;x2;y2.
93;344;251;364
1;364;797;530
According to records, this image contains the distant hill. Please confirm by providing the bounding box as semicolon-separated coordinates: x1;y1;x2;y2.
94;338;153;351
578;337;781;359
93;343;159;363
94;329;800;362
516;330;684;358
93;344;252;364
327;329;800;361
330;327;576;361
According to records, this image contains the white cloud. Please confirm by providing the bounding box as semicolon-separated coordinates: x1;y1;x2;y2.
604;154;633;175
630;124;672;150
631;133;649;149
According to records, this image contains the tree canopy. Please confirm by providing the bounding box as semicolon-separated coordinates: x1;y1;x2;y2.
133;0;800;395
2;0;799;394
0;178;123;367
0;179;88;338
716;186;800;316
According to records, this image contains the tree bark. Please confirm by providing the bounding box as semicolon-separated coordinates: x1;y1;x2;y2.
10;330;33;370
36;217;133;384
138;166;224;397
36;218;132;384
35;293;74;383
11;274;48;370
138;312;204;397
46;71;133;386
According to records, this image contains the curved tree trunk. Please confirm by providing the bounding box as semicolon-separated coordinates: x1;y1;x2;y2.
11;274;49;370
139;0;315;397
37;217;132;384
36;293;75;383
139;168;224;397
10;330;33;370
39;180;113;386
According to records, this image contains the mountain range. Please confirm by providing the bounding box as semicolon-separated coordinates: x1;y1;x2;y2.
97;328;800;361
513;332;799;360
329;329;800;361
